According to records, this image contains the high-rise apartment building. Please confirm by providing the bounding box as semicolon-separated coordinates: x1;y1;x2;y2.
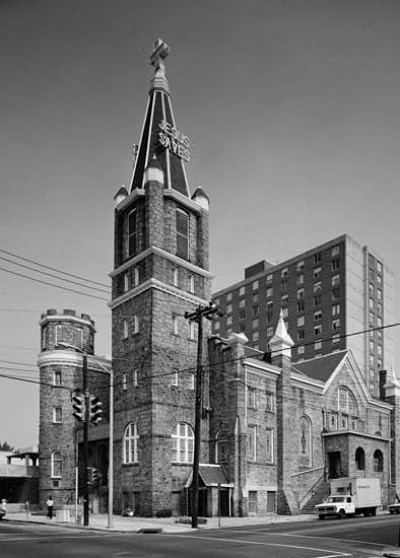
212;235;394;396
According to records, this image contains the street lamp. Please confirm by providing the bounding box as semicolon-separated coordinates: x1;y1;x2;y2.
58;342;114;529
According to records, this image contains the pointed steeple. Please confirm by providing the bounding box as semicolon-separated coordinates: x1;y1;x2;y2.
130;39;191;197
269;309;294;359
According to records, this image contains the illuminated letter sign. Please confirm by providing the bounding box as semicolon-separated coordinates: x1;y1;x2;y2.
158;119;191;162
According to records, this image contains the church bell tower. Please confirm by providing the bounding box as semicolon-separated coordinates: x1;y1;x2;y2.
110;40;212;515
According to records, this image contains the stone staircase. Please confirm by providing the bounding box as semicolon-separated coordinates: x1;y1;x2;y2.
300;479;330;514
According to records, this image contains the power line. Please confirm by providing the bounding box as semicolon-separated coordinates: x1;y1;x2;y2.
0;255;109;294
0;266;109;302
0;248;109;289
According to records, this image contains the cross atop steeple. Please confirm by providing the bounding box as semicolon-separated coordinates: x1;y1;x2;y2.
149;39;170;94
150;39;170;72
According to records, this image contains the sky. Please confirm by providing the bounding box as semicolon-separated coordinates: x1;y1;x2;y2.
1;0;400;449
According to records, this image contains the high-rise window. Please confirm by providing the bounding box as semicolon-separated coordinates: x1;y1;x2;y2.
314;341;322;351
332;303;340;316
313;281;322;293
176;209;189;259
314;267;322;280
297;316;305;327
314;325;322;336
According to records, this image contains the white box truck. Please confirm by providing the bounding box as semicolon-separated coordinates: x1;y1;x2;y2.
315;477;381;519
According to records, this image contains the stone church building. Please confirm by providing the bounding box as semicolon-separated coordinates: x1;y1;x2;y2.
38;40;400;517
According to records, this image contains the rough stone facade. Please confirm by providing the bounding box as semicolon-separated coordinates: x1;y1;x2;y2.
38;309;110;510
207;319;398;516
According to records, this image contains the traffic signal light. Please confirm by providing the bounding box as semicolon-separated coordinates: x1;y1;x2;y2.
72;392;85;422
89;396;103;424
92;468;99;483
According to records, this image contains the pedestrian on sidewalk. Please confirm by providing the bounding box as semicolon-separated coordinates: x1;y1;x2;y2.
46;495;54;519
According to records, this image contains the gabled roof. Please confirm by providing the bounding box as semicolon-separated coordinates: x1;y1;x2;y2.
292;350;348;383
185;464;233;488
129;39;190;197
199;465;229;486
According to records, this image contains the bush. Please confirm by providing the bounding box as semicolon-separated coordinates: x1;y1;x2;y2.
175;516;207;524
155;509;172;518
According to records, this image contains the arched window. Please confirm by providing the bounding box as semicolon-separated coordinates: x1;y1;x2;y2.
373;449;384;472
123;423;139;464
355;447;365;470
215;430;229;464
176;209;189;259
299;415;312;466
51;451;62;478
172;422;194;463
337;386;358;415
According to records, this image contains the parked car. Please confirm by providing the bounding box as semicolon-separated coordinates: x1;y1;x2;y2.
388;502;400;514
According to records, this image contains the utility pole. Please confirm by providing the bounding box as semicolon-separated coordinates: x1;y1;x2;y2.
185;302;222;529
82;353;89;527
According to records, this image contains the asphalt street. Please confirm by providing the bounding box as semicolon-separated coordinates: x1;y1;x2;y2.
2;515;400;558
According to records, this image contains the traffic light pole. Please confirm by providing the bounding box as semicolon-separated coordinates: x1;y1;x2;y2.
82;353;90;527
185;302;222;529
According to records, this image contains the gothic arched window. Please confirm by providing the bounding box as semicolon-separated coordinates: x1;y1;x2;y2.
215;430;229;464
337;386;358;415
123;423;139;464
172;422;194;463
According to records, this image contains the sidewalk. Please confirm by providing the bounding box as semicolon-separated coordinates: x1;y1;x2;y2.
4;510;316;533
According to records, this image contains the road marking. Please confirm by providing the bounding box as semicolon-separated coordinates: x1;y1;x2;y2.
165;533;351;556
